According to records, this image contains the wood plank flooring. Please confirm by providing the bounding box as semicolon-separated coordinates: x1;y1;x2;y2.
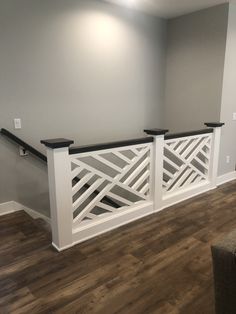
1;180;236;313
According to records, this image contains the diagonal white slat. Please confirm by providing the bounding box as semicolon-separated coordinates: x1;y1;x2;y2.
193;175;203;184
184;171;197;186
163;168;175;180
164;152;207;191
168;167;192;192
175;140;190;154
71;158;116;181
181;138;201;159
71;145;150;185
123;157;150;186
75;170;148;223
139;183;149;195
132;170;150;191
86;213;97;219
71;143;153;225
133;147;147;155
184;137;210;161
164;156;181;172
72;172;94;196
129;148;140;156
107;192;133;206
198;149;210;160
164;164;185;190
194;156;209;171
94;155;123;173
165;139;209;180
170;140;179;150
97;201;117;213
116;180;147;200
167;141;177;149
73;181;113;223
113;151;132;165
189;162;207;180
71;166;81;180
163;134;212;194
73;177;105;212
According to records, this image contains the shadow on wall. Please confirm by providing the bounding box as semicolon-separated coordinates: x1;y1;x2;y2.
0;136;50;217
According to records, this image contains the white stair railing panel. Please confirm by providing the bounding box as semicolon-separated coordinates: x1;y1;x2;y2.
163;133;213;195
41;123;224;251
69;143;153;228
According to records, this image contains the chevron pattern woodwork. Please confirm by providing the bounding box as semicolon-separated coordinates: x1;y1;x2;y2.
70;143;153;227
163;133;212;194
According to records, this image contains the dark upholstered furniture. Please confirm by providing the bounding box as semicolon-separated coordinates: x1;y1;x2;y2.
211;230;236;314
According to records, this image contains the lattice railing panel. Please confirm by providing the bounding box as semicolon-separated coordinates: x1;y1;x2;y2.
70;143;153;227
163;133;212;194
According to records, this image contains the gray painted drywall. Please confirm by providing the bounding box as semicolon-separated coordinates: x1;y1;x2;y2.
218;3;236;176
0;0;167;214
0;137;49;216
165;4;229;132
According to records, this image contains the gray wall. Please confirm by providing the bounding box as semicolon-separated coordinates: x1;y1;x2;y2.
219;3;236;176
0;0;167;214
165;4;229;132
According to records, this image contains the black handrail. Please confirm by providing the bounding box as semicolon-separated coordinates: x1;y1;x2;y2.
1;128;47;162
164;128;213;140
1;128;119;208
69;137;154;155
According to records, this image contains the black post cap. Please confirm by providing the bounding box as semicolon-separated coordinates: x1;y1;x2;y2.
41;138;74;149
204;122;225;128
144;128;169;136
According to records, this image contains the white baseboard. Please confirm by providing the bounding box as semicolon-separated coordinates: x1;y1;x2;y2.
17;202;51;224
217;171;236;186
0;201;51;224
0;201;21;216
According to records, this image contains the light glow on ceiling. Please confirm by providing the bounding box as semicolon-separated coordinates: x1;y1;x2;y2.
107;0;138;10
104;0;229;18
62;11;130;62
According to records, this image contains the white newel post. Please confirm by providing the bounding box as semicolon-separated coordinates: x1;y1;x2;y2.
41;138;74;251
204;122;224;189
144;129;169;212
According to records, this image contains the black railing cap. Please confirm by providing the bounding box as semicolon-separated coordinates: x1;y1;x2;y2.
165;128;213;140
69;137;153;155
144;128;169;136
41;138;74;149
204;122;225;128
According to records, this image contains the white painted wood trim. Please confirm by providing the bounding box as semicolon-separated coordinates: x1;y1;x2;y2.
152;135;165;211
217;171;236;186
0;201;51;224
46;146;73;249
71;202;153;248
52;242;74;252
17;203;51;225
160;181;212;210
0;201;20;216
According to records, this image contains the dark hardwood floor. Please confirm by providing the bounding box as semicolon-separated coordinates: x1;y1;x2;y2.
1;180;236;313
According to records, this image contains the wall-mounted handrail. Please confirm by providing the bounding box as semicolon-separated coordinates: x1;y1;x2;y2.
69;137;154;155
1;128;119;209
1;128;47;162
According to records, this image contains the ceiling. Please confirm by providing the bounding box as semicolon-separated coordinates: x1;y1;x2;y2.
105;0;230;18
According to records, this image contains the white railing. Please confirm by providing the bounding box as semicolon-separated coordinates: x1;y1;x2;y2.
41;122;223;251
70;141;153;229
